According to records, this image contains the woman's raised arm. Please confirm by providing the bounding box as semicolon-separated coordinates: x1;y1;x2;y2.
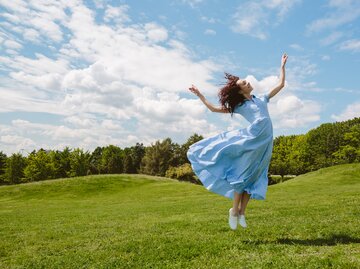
269;53;288;99
189;85;229;113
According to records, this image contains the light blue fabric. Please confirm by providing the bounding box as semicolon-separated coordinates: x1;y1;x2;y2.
187;93;273;200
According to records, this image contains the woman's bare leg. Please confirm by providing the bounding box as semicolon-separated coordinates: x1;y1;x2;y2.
239;192;250;215
231;191;243;216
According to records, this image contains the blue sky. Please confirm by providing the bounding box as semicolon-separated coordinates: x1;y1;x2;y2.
0;0;359;155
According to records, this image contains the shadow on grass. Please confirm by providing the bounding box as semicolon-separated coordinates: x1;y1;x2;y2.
243;234;360;246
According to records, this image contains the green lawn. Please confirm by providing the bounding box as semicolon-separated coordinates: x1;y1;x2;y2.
0;163;359;268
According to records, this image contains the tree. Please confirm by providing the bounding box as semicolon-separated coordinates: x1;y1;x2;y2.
165;163;199;184
0;151;7;184
181;134;204;164
269;136;291;179
101;145;123;174
333;124;360;163
69;148;91;177
4;153;27;184
24;149;55;181
90;146;103;174
123;147;135;173
140;138;174;176
50;147;72;178
131;143;145;173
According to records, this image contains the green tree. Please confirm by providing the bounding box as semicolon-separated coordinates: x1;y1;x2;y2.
165;163;199;184
50;147;72;178
90;146;103;174
24;149;55;181
270;135;295;179
0;151;7;184
132;143;145;173
4;153;27;184
288;134;311;175
333;124;360;163
69;148;91;177
123;147;135;173
140;138;174;176
181;133;204;164
101;145;123;174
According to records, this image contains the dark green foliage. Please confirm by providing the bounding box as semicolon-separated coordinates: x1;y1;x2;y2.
89;146;103;174
101;145;123;174
140;138;174;176
333;124;360;163
50;147;72;178
0;151;7;184
4;153;27;184
123;143;145;173
1;117;359;186
270;117;360;176
24;149;56;182
182;133;203;164
69;148;91;177
165;163;200;184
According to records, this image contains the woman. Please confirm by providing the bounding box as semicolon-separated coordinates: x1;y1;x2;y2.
187;53;288;230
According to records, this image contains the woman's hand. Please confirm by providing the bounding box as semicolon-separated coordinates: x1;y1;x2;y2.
189;84;202;98
281;53;288;68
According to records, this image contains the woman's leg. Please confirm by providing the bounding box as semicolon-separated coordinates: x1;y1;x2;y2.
231;191;243;215
239;191;250;215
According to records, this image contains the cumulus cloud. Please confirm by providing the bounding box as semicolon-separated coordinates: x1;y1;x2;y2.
339;39;360;52
270;95;321;128
231;0;301;39
0;1;326;155
181;0;203;8
331;102;360;121
243;76;322;129
306;0;360;34
289;43;304;51
104;4;130;24
204;29;216;35
0;0;221;154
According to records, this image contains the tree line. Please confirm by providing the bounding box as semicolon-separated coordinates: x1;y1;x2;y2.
0;117;359;185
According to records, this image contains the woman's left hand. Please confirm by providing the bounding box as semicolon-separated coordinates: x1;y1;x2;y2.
281;53;288;67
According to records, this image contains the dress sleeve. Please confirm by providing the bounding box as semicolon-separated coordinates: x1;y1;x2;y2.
263;93;270;103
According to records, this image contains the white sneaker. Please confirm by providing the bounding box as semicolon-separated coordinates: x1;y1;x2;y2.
228;208;238;230
239;215;247;228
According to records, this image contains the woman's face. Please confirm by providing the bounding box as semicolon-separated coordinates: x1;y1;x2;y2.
236;79;253;94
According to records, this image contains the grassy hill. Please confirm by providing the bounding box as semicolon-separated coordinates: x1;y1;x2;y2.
0;163;359;268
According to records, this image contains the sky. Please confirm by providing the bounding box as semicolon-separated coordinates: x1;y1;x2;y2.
0;0;360;155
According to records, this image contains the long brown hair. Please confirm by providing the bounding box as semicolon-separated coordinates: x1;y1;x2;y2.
218;72;247;115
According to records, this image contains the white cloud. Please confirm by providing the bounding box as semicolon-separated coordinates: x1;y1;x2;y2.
0;0;222;154
104;4;130;24
204;29;216;35
339;39;360;52
231;0;301;39
320;31;343;46
144;23;168;42
3;39;22;50
290;43;304;51
306;0;360;35
200;16;216;24
181;0;203;8
243;75;322;129
331;102;360;121
270;95;321;128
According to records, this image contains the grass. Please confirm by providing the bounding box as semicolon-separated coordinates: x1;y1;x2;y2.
0;163;359;268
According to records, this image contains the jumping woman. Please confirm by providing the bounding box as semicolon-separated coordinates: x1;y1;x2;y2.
187;53;288;230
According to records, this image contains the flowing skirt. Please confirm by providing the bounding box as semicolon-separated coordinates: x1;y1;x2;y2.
187;118;273;200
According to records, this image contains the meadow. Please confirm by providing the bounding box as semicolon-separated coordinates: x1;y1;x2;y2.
0;163;359;268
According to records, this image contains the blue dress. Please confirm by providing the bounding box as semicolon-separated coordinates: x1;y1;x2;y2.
187;93;273;200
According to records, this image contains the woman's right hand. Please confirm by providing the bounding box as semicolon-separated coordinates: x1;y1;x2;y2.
189;84;202;97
